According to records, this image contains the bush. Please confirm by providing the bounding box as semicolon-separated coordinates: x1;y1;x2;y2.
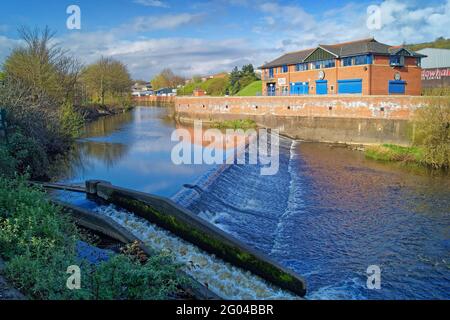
0;177;187;300
7;132;50;179
212;119;257;129
60;101;85;139
414;98;450;169
0;145;17;178
365;144;423;163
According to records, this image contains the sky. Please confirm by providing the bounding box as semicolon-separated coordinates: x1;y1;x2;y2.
0;0;449;80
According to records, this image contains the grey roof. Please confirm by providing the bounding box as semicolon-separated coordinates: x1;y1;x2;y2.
261;38;425;69
261;48;315;68
417;48;450;69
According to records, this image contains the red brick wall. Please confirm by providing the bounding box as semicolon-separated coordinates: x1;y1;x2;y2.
175;96;432;121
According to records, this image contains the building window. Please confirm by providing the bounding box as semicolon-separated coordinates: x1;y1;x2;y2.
390;55;404;67
309;59;336;70
416;58;421;67
295;63;309;72
282;65;288;73
269;68;274;78
343;57;353;66
323;59;336;68
342;55;373;67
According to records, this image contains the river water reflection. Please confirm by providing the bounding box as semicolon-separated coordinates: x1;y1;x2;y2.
60;106;450;300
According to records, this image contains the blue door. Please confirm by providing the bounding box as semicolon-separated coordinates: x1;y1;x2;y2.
338;79;362;94
290;82;309;95
389;80;406;94
267;83;276;96
316;80;328;95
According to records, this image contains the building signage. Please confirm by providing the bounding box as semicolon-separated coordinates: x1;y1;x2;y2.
394;72;401;81
278;78;287;86
422;68;450;80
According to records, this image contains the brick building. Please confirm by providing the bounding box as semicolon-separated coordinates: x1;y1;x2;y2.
260;38;425;96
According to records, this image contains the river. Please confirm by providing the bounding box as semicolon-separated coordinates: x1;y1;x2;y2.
58;106;450;300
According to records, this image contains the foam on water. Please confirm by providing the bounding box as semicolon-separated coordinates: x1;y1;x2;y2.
93;204;300;300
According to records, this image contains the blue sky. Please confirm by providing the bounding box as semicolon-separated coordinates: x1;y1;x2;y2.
1;0;449;79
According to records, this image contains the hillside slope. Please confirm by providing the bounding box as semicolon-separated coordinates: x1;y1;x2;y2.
408;37;450;51
236;80;262;96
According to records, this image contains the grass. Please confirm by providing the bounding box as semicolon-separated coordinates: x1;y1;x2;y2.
236;80;262;96
211;119;257;130
365;144;424;163
0;176;187;300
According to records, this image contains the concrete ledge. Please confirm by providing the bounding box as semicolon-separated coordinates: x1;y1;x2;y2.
86;180;307;297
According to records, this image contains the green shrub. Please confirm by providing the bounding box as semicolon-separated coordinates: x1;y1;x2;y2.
0;177;187;300
6;132;49;179
85;254;186;300
212;119;257;129
414;98;450;169
365;144;423;163
0;145;17;178
60;101;85;139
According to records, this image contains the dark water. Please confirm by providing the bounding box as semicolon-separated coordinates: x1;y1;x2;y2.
60;106;450;300
60;107;214;197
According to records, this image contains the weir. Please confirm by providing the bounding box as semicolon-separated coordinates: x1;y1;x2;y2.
84;180;307;297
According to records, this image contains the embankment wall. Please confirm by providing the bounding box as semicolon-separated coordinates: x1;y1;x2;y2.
173;96;434;145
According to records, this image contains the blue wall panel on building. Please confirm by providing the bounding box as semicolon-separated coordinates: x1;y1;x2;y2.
389;80;406;94
338;79;363;94
316;80;328;95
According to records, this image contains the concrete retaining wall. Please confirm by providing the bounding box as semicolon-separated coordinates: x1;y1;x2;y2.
174;96;434;145
86;180;307;297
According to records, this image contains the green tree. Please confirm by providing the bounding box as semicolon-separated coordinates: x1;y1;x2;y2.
3;27;81;104
228;65;258;95
151;68;184;90
81;57;132;106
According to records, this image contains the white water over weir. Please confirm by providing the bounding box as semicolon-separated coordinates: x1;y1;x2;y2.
94;204;299;300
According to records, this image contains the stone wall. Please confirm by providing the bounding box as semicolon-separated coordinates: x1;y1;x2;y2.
174;96;433;145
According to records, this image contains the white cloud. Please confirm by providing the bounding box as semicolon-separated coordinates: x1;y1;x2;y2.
134;0;170;8
127;13;204;32
253;0;450;52
59;31;264;79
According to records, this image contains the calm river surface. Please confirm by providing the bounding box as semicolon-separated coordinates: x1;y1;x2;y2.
59;106;450;300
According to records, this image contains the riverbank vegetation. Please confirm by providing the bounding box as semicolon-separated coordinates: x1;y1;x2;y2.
365;97;449;170
212;119;257;130
0;27;133;180
0;177;187;300
0;28;188;300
